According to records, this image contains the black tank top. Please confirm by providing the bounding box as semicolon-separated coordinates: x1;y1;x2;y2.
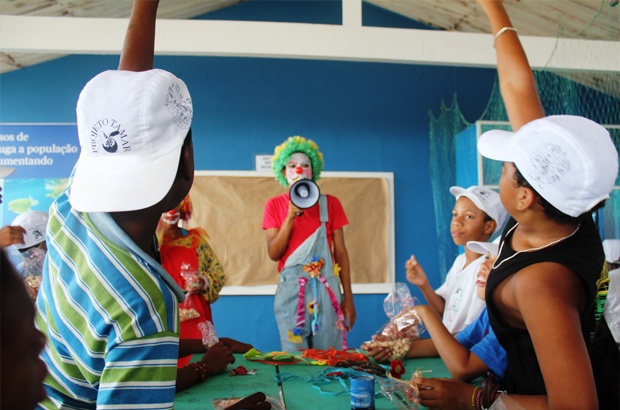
486;216;619;408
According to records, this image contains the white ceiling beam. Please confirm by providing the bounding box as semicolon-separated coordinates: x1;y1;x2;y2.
0;15;617;72
342;0;362;27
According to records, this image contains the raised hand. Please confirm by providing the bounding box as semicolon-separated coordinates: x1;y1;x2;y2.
405;255;428;288
0;225;26;248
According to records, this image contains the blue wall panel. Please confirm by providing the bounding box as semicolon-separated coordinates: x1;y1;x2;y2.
455;125;479;189
0;3;496;351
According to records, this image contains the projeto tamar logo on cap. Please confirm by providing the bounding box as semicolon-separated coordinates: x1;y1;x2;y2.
88;118;130;154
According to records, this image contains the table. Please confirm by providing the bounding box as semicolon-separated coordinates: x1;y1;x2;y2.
175;354;451;409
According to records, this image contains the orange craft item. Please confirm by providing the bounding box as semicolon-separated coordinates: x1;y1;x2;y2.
301;347;369;366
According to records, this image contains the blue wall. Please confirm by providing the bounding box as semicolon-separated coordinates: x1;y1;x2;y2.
0;1;496;351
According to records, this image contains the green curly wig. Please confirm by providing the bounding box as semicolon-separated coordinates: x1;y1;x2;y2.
272;136;324;187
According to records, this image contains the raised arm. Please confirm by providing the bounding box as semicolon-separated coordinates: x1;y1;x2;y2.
477;0;544;130
118;0;159;71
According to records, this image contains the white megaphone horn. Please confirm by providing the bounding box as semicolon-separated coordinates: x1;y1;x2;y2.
289;179;320;209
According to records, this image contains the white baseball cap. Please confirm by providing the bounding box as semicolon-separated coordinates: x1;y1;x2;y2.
478;115;618;218
450;185;507;234
466;240;499;256
11;211;48;250
603;239;620;264
70;69;193;212
0;166;15;178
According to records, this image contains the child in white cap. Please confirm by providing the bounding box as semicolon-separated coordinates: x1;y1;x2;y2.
10;210;49;300
602;239;620;346
34;1;269;409
406;185;507;334
413;1;619;409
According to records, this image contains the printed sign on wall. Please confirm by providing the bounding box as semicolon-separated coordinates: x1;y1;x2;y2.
0;123;79;227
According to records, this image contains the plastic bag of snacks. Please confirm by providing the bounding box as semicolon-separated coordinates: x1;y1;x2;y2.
20;247;45;301
361;283;425;361
179;263;204;322
180;262;206;294
198;320;219;348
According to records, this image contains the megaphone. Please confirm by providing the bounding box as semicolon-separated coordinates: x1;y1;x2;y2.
289;179;320;209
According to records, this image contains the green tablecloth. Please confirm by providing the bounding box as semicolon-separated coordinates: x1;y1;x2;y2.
175;354;451;409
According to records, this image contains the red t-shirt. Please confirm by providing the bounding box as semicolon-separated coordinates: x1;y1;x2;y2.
262;193;348;272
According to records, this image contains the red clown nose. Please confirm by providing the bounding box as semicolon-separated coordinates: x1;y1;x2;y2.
295;166;303;174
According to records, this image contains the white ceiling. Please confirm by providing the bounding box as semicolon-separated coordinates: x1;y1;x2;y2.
0;0;618;96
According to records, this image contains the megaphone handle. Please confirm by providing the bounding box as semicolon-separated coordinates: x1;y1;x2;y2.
295;211;303;216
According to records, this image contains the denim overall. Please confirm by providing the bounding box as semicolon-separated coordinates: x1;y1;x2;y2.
274;195;344;352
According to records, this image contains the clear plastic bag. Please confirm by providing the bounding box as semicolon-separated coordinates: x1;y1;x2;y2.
362;283;425;361
20;247;45;301
198;320;219;348
179;294;201;322
376;376;420;410
383;282;415;318
180;262;205;294
179;263;204;322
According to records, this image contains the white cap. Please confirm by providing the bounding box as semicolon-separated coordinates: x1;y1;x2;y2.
478;115;618;218
466;237;500;256
11;211;48;250
0;166;15;178
450;186;507;234
70;69;193;212
603;239;620;264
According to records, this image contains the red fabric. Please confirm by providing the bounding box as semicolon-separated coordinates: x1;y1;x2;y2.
262;193;348;272
160;230;213;368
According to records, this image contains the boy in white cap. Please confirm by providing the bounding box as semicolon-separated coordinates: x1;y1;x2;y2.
10;211;48;253
602;239;620;346
34;1;269;409
406;185;507;334
413;1;619;409
10;211;49;300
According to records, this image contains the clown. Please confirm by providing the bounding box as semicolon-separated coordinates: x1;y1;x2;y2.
262;136;356;351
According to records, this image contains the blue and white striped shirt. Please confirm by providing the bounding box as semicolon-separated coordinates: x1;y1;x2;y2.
36;187;184;409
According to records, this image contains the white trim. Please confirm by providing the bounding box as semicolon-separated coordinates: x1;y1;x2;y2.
0;15;617;72
342;0;362;27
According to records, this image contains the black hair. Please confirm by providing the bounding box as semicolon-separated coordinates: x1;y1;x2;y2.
513;167;605;225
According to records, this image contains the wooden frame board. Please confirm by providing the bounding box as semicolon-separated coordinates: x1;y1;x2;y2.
188;171;394;295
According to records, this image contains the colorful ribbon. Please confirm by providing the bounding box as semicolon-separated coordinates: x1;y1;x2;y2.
289;276;309;344
290;257;347;348
316;274;347;349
